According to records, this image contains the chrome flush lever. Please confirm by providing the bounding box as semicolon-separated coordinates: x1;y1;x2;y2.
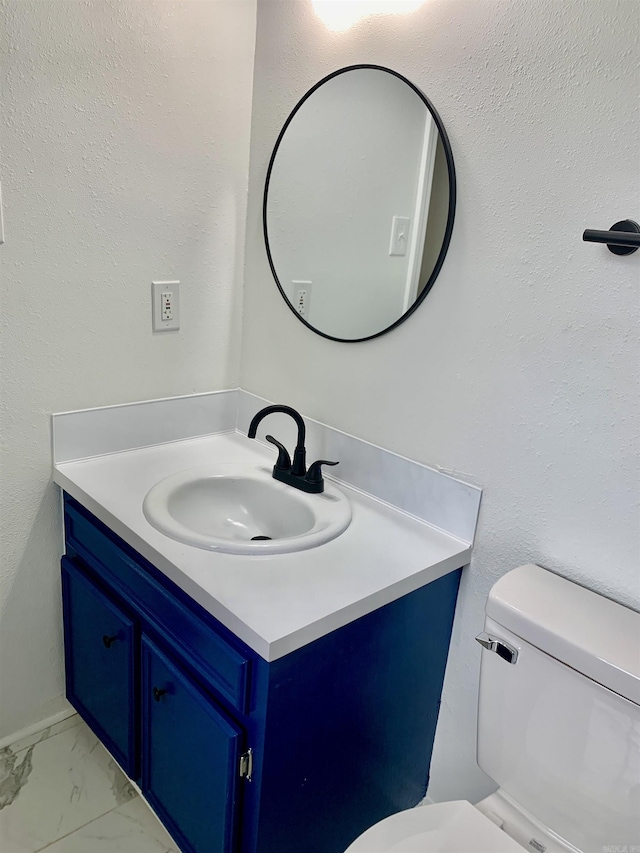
475;632;519;664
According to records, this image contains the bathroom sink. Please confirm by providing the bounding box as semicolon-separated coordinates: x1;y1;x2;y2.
142;464;352;555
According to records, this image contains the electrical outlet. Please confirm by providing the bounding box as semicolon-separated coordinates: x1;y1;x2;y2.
152;280;180;332
292;280;312;319
161;291;173;321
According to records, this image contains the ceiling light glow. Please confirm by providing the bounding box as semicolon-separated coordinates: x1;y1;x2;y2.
312;1;427;33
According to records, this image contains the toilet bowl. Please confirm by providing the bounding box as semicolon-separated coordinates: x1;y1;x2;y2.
345;564;640;853
344;799;525;852
345;792;576;853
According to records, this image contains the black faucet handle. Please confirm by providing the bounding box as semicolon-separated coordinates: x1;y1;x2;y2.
265;435;292;471
305;459;339;486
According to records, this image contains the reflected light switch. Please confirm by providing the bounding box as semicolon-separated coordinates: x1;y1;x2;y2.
389;216;410;256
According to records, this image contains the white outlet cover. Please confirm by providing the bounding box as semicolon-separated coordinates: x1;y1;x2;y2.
389;216;410;256
152;280;180;332
292;280;312;319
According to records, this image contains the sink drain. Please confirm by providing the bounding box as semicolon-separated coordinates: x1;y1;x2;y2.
250;535;272;541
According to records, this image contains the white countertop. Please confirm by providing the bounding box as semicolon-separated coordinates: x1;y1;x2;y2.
53;431;472;661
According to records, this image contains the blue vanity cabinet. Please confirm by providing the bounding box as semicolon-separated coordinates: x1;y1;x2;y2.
250;567;462;853
61;493;462;853
62;497;251;853
61;556;138;777
141;635;243;853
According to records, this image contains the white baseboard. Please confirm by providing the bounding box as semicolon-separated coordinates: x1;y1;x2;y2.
0;707;78;751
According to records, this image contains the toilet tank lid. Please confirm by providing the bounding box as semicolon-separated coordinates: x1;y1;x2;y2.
486;564;640;705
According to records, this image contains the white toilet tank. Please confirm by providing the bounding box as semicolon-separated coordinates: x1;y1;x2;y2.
477;564;640;853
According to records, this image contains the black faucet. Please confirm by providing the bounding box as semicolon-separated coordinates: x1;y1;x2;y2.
247;405;338;494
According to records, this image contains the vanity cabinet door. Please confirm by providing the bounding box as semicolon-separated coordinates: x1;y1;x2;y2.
61;557;138;777
141;635;243;853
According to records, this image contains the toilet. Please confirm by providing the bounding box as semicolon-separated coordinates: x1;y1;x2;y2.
346;564;640;853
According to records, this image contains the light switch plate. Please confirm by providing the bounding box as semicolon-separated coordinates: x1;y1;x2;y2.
389;216;410;256
152;280;180;332
0;182;5;245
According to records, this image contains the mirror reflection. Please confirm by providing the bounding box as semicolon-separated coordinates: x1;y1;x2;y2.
264;65;456;342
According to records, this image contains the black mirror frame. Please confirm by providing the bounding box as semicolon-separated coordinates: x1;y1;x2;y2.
263;64;457;344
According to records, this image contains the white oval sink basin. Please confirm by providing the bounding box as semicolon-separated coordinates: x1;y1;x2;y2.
142;464;352;555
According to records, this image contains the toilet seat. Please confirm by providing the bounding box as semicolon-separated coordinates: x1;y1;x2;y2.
344;800;526;853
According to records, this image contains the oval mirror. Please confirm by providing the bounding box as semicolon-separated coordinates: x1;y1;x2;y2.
263;65;456;342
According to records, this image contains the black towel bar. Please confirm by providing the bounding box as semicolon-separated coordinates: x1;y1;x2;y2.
583;219;640;255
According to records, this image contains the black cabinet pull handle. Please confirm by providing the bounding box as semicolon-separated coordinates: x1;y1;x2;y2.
153;687;168;702
102;634;119;648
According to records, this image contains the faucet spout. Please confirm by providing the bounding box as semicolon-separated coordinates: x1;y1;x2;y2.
248;404;338;494
247;405;307;475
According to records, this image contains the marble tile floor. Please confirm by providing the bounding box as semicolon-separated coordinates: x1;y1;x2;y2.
0;715;179;852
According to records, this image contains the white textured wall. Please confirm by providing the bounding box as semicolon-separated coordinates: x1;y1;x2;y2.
241;0;640;802
0;0;256;739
